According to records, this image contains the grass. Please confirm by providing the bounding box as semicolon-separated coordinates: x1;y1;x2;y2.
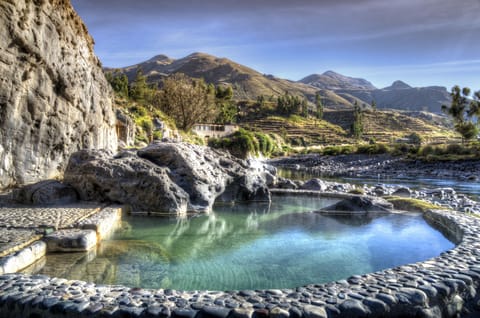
348;188;365;195
383;196;440;213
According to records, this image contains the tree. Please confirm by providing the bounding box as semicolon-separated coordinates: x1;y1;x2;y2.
215;85;237;124
442;86;480;143
351;104;363;139
315;93;323;119
157;73;217;131
105;70;129;98
371;100;377;112
130;69;148;103
441;86;470;123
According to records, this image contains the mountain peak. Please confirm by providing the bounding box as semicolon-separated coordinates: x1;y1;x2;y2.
385;80;412;90
300;71;376;90
186;52;215;59
147;54;171;62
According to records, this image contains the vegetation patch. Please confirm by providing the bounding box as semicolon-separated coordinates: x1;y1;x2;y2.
384;196;439;213
208;129;278;158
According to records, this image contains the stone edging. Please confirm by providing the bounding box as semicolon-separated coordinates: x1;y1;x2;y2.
0;208;480;317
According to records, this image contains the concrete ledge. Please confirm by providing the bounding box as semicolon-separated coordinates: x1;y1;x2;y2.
76;205;123;240
0;241;46;274
0;209;480;317
44;229;97;252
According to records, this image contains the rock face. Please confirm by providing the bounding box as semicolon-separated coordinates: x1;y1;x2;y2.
0;0;117;190
64;142;272;215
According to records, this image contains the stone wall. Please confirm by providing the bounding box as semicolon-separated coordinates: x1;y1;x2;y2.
0;0;117;190
1;209;480;317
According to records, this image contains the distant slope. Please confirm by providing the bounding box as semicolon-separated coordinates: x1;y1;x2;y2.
299;71;377;90
107;52;321;102
300;72;451;113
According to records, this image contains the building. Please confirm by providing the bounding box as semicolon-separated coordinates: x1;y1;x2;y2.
192;124;239;140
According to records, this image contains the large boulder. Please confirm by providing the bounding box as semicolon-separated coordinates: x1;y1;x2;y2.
64;143;271;215
0;0;117;190
320;196;393;214
11;180;78;205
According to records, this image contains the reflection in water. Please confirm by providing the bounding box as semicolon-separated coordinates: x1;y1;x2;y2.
25;195;454;291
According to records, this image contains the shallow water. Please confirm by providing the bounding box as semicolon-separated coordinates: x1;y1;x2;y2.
28;195;454;291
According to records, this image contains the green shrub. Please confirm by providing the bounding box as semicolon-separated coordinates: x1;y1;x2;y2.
152;130;163;140
349;188;365;195
129;105;148;117
356;143;390;155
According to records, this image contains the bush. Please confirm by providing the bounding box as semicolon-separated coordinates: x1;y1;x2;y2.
356;143;390;155
392;143;418;156
209;129;278;158
255;132;276;156
406;132;423;145
349;188;365;195
129;105;148;117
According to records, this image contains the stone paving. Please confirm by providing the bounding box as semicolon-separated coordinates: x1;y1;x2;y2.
0;203;102;230
0;228;42;257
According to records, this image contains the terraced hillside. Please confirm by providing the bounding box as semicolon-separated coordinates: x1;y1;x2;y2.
324;110;454;143
243;116;351;146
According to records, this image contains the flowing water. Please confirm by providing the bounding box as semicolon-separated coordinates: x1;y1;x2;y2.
27;195;454;291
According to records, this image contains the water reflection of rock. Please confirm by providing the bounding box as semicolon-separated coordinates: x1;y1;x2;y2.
23;248;116;284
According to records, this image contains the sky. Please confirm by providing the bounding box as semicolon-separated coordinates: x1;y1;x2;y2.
71;0;480;90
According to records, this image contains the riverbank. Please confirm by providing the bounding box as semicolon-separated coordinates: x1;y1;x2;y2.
268;154;480;181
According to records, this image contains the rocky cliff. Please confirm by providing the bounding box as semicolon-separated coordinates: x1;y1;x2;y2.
0;0;117;190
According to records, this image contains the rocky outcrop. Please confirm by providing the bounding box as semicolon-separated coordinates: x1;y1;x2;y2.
64;142;272;215
0;0;117;190
320;196;393;214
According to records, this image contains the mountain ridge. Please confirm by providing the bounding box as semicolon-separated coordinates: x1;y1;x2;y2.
107;52;451;112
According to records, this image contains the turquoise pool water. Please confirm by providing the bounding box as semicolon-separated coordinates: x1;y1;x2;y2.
29;195;454;291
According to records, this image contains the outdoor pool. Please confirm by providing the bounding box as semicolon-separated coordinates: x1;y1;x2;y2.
26;195;454;291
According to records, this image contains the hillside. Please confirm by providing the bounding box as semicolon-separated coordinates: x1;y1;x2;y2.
323;109;453;143
299;71;376;90
107;52;320;101
301;72;451;112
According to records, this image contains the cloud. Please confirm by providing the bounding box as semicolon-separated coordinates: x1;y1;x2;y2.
71;0;480;88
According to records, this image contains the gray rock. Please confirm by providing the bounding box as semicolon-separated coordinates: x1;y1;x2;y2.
319;196;393;214
0;0;117;191
302;305;327;318
269;307;289;318
64;143;271;215
392;187;411;197
338;299;369;317
11;180;78;205
64;149;190;214
300;179;327;191
396;288;427;306
276;178;298;190
44;229;97;252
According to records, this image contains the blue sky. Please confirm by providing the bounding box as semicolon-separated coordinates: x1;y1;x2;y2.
71;0;480;90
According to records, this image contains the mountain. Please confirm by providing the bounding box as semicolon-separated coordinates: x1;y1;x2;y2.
383;80;412;90
299;71;377;91
301;73;451;112
110;53;451;113
338;81;451;113
107;52;319;101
